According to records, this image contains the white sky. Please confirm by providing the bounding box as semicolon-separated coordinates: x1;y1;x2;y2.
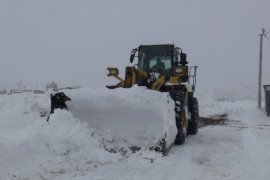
0;0;269;97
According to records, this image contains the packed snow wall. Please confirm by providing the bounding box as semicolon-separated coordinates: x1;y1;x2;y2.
0;87;178;178
65;86;178;152
0;93;124;179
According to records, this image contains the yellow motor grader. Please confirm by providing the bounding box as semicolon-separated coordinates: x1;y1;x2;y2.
107;44;199;145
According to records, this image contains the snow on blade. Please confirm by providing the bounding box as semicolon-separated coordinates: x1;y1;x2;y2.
66;86;177;154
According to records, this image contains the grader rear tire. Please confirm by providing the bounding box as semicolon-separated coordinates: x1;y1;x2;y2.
172;91;187;145
187;97;199;135
175;129;185;145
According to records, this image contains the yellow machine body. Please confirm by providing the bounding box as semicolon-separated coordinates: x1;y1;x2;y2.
106;44;199;147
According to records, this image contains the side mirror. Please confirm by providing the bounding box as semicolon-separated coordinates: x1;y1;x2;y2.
130;48;137;63
180;53;188;66
130;54;135;63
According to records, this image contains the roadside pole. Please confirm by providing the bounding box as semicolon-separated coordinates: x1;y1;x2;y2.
258;28;265;108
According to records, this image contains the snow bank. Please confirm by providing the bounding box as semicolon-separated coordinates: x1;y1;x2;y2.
0;86;177;179
0;93;120;179
2;88;270;180
66;86;177;153
198;91;264;119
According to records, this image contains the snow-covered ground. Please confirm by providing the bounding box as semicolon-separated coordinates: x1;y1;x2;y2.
0;87;270;180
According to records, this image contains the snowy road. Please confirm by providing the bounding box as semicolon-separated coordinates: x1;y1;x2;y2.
58;96;270;180
1;91;270;180
67;124;270;180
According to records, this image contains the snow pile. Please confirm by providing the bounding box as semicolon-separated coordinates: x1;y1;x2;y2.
198;91;264;118
0;86;177;179
0;93;120;179
66;86;177;153
2;88;270;180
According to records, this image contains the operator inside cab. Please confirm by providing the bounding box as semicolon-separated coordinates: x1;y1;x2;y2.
151;57;165;75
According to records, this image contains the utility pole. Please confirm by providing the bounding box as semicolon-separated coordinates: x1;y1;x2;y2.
258;28;266;108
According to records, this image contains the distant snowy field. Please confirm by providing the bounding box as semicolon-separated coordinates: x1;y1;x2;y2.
0;87;270;180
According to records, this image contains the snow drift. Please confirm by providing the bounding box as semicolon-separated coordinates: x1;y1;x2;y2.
3;87;270;180
0;93;121;179
0;86;177;179
66;86;177;153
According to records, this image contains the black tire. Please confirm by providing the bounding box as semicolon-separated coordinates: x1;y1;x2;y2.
187;97;199;135
170;91;187;145
175;129;185;145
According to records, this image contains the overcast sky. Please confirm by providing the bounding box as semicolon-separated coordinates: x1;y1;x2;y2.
0;0;269;97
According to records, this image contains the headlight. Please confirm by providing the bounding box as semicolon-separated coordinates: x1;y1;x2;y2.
107;67;119;76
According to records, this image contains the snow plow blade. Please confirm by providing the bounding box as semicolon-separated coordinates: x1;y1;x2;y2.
66;86;177;154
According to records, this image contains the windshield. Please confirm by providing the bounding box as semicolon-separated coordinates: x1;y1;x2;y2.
149;56;172;69
137;45;173;76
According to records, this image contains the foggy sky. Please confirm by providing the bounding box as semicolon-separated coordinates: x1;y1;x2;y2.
0;0;269;97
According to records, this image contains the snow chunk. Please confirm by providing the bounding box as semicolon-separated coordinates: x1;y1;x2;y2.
66;86;177;153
